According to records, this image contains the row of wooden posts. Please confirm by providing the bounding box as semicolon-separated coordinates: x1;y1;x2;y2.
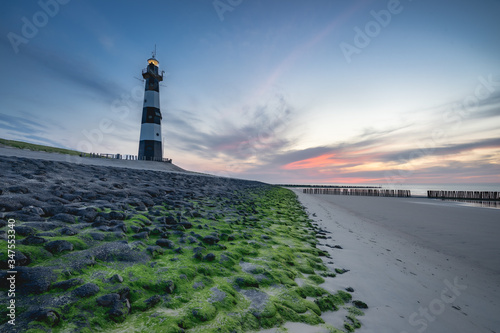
427;190;500;200
302;188;411;197
302;188;500;201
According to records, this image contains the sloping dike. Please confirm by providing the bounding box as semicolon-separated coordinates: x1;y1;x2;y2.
0;156;365;332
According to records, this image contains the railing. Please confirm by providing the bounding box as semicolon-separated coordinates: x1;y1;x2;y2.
427;190;499;201
142;68;163;80
303;188;411;197
80;153;172;163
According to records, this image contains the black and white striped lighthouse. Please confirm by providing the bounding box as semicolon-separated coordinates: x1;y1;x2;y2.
138;52;164;161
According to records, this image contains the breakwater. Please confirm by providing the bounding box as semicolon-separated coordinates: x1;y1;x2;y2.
303;188;411;197
427;190;500;201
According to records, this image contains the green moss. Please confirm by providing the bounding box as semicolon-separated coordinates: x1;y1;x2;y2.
275;292;308;314
4;184;364;332
346;314;362;329
347;306;364;316
337;290;353;302
308;275;325;284
320;271;337;278
296;284;327;298
234;274;259;288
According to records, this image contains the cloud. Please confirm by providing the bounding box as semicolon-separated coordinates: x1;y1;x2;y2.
1;39;122;102
165;94;295;162
0;113;48;135
381;137;500;163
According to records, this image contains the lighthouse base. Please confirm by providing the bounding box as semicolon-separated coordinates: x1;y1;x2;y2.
138;140;163;161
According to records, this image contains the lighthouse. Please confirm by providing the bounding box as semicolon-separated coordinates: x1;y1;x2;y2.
138;52;164;161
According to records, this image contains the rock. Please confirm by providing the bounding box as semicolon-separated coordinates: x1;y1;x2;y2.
28;308;60;326
51;278;85;290
89;232;105;241
202;235;220;245
108;211;126;220
164;280;175;294
0;197;23;211
108;299;130;322
73;283;100;298
50;213;77;223
21;205;44;216
0;266;57;294
45;240;74;254
21;235;48;245
0;250;30;268
76;207;98;222
352;300;368;309
156;239;175;248
146;245;164;255
143;295;161;309
60;227;79;236
193;282;205;289
13;225;36;236
110;274;123;283
97;293;121;307
208;287;227;303
132;231;149;239
8;185;29;194
179;221;193;229
203;253;216;261
164;214;178;225
41;205;66;217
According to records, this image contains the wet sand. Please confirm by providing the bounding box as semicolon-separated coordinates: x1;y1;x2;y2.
293;190;500;333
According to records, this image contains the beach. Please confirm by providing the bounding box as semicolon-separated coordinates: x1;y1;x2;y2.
293;190;500;333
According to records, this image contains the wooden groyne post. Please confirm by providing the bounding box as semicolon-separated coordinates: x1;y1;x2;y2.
302;188;411;197
427;190;499;201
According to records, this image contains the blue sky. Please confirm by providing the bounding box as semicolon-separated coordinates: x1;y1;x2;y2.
1;0;499;184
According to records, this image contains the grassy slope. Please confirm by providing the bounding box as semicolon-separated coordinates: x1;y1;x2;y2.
0;138;81;156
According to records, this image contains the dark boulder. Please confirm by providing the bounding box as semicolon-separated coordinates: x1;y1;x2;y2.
97;293;121;307
0;266;57;294
45;240;74;254
73;283;100;298
60;227;79;236
156;239;175;248
28;308;60;327
21;235;48;245
202;235;220;245
49;213;77;224
13;225;36;236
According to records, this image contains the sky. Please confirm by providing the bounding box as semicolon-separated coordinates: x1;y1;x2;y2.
1;0;499;185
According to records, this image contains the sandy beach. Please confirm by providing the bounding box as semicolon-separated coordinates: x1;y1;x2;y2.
293;190;500;333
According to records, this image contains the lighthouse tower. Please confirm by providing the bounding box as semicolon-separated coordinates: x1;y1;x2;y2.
138;52;164;161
